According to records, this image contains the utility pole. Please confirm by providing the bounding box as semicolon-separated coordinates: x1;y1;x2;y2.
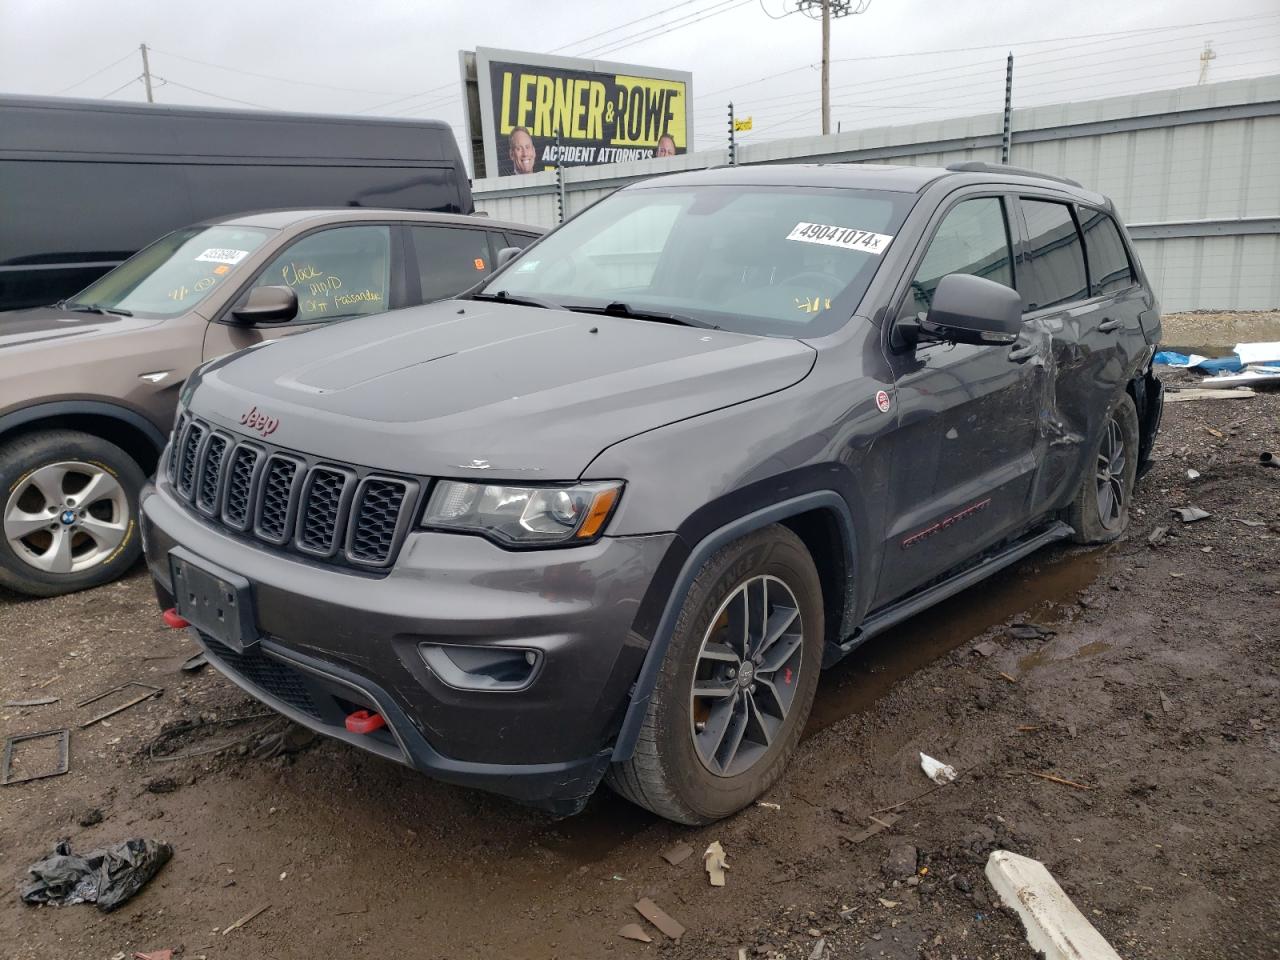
1000;53;1013;164
727;101;737;165
1198;41;1216;85
794;1;872;136
139;43;154;103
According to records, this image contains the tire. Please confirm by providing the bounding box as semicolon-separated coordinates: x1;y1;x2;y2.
606;524;825;824
0;429;146;597
1067;391;1140;544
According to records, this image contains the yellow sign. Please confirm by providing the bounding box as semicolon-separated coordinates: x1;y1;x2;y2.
734;116;753;132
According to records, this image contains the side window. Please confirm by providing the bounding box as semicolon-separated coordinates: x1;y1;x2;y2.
502;232;537;250
1078;207;1135;296
411;226;491;302
1020;199;1089;311
903;197;1014;319
252;225;391;322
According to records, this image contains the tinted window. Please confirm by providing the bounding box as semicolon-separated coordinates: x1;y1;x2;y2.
502;232;538;250
411;226;492;302
903;197;1013;318
252;225;391;322
1021;199;1088;310
1078;208;1135;296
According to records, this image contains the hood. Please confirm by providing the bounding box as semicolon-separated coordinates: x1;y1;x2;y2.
190;300;816;479
0;306;162;351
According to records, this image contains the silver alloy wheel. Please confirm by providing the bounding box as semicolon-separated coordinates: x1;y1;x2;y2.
3;461;129;574
1095;414;1127;530
690;574;805;778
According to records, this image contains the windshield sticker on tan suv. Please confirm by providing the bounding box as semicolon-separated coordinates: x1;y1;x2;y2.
785;223;893;254
195;248;251;265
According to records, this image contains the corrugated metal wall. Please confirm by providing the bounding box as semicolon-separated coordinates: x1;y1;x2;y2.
473;74;1280;312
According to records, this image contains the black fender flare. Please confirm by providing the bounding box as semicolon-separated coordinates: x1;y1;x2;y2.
0;400;167;453
610;490;858;763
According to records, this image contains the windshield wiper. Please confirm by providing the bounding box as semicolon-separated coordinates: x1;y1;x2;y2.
66;302;133;317
568;301;718;330
470;290;559;310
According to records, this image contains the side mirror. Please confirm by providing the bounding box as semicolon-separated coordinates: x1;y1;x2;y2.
231;285;298;325
496;246;522;268
898;273;1022;348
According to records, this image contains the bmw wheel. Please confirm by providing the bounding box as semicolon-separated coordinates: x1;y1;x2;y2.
607;524;824;824
0;430;145;597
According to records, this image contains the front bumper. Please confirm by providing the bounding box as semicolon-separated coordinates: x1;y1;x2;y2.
141;479;674;813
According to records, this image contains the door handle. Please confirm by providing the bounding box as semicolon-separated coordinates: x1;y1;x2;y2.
1097;317;1122;332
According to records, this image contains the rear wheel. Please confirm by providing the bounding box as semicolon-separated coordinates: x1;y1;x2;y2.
0;430;145;597
1068;392;1139;544
607;524;824;824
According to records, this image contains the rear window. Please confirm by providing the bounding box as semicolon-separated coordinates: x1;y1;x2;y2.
1078;207;1135;296
1020;199;1088;311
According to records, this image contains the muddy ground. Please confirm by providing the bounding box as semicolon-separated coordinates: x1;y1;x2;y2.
2;322;1279;959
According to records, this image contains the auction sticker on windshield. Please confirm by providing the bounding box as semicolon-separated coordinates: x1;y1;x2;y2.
195;248;251;266
786;223;893;255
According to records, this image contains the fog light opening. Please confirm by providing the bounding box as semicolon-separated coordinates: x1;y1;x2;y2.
418;643;541;692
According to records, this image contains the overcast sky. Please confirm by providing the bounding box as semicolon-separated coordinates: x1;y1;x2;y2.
3;0;1278;171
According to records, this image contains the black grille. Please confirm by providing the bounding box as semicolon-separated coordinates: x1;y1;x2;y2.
196;434;228;513
349;479;408;564
299;468;349;554
223;446;260;529
176;422;205;498
203;638;320;718
163;416;416;569
256;456;300;542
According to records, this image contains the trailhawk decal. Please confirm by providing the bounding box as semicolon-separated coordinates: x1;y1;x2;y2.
901;498;991;549
785;222;893;255
875;390;892;413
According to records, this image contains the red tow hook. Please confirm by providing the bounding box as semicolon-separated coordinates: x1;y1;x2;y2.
345;710;386;735
162;607;190;629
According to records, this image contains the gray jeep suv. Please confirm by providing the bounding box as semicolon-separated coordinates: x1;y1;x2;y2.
141;163;1163;823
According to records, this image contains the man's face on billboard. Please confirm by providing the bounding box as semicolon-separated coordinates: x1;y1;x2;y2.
509;129;536;174
656;136;676;158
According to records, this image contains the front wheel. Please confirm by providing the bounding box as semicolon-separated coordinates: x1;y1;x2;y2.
606;524;824;824
0;430;145;597
1067;392;1139;544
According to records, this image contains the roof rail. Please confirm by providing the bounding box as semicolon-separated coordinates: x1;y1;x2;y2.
945;161;1082;188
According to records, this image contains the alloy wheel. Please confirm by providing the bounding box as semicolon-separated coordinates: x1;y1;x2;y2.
690;574;805;777
3;461;129;574
1095;414;1127;530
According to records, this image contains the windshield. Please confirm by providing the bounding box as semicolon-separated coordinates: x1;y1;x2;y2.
69;225;273;318
478;184;914;336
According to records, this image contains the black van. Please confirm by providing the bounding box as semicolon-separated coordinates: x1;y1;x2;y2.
0;95;475;310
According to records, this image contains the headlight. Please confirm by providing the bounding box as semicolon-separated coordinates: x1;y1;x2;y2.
422;480;622;546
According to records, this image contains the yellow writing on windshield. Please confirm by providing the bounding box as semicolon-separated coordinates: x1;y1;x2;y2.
794;295;832;314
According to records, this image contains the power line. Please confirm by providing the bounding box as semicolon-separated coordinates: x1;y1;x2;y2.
148;48;413;96
56;49;137;94
100;75;143;100
550;0;703;53
148;75;271;109
581;0;753;58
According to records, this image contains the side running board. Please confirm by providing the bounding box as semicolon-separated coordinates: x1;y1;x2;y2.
826;521;1075;666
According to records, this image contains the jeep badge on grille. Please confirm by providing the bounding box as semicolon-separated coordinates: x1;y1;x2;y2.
239;405;279;437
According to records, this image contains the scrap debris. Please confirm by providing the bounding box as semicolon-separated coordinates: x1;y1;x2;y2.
703;840;728;887
617;923;653;943
3;696;59;707
920;752;958;785
756;800;781;810
21;838;172;912
660;841;694;866
633;897;684;940
2;728;70;785
1007;623;1054;640
841;812;900;845
1023;771;1094;791
222;903;271;935
77;682;163;729
1172;506;1211;523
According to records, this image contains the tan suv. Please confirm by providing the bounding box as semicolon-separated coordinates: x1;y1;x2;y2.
0;207;542;596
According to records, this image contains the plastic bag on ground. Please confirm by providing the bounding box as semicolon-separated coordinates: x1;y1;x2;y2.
920;752;958;785
20;838;173;912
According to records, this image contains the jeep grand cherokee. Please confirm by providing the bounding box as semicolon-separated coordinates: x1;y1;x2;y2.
140;163;1162;824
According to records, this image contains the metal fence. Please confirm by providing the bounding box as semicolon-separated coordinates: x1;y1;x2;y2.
472;74;1280;313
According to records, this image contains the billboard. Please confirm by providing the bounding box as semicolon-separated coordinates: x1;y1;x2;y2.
461;47;693;178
